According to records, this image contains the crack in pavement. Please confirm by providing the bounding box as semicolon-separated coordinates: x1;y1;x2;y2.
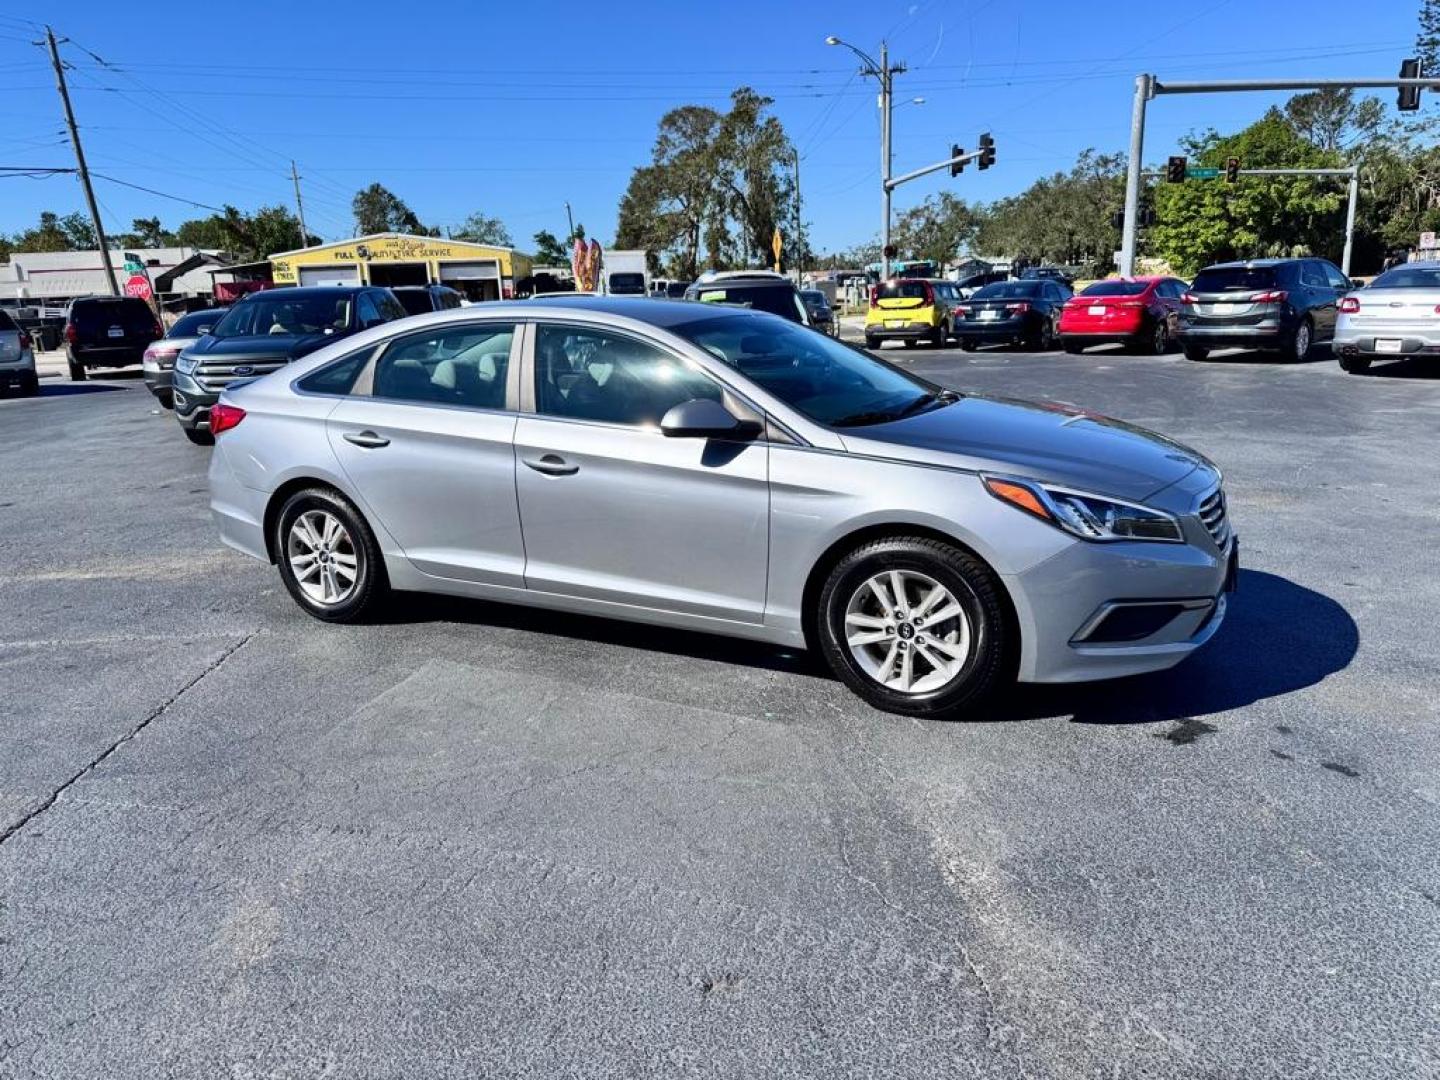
0;630;258;848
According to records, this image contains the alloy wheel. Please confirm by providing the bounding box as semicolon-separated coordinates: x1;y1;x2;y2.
1294;322;1311;360
843;569;972;695
287;509;359;606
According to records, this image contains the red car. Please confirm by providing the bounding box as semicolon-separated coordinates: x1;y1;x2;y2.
1058;276;1189;355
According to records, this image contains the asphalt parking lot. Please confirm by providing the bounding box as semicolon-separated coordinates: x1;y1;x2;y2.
2;343;1438;1079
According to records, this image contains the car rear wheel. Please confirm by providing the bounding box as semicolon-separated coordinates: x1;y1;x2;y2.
1339;353;1371;374
959;338;978;352
67;358;87;382
1147;319;1169;355
19;373;39;397
864;335;880;350
274;487;386;623
183;427;214;446
1288;318;1313;362
1182;344;1210;362
1063;339;1084;354
929;323;947;348
817;537;1010;718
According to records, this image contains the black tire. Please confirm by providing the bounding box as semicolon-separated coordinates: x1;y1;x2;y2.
816;536;1011;718
959;338;978;352
273;486;387;623
1287;318;1314;362
928;323;946;348
19;373;40;397
67;357;87;381
1182;343;1209;362
182;426;214;446
157;391;174;410
864;335;880;351
902;338;918;349
1063;339;1084;354
1145;318;1169;355
1339;353;1371;374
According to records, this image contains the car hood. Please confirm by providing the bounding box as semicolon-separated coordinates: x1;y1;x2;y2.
187;331;338;359
838;393;1210;502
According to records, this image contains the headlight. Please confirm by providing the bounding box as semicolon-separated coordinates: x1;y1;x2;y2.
983;475;1184;543
174;351;198;375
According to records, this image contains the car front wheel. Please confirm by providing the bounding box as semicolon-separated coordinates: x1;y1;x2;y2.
274;487;386;622
817;537;1010;718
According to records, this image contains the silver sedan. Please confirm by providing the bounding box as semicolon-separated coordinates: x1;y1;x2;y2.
1334;261;1440;373
206;297;1235;717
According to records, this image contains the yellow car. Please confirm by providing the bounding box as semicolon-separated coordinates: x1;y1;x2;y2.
864;278;962;349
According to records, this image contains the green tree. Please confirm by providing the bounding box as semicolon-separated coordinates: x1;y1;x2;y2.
1283;89;1383;153
1420;0;1440;74
452;211;512;246
1149;109;1345;276
973;150;1126;274
14;211;73;252
893;192;980;268
58;212;96;250
128;217;175;247
174;214;234;250
352;183;429;235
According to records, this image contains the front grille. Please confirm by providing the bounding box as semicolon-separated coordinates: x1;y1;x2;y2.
195;356;288;393
1197;488;1230;548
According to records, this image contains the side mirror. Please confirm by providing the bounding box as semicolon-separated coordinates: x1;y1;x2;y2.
660;398;760;440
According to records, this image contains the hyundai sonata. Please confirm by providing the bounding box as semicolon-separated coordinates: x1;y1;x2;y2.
207;297;1235;717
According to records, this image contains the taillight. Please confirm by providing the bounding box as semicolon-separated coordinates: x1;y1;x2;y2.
1181;292;1198;305
1006;302;1031;314
1251;290;1287;303
1338;297;1361;314
64;323;77;344
18;332;31;350
209;402;246;435
954;304;972;313
153;319;164;339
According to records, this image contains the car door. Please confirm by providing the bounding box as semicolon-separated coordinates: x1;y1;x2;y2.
325;320;526;587
1318;261;1352;339
1296;261;1334;336
513;321;770;623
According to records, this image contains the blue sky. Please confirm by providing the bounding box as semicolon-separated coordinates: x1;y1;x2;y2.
0;2;1423;254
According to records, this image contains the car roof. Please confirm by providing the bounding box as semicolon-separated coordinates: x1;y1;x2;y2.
244;285;377;299
1201;258;1300;269
518;294;742;327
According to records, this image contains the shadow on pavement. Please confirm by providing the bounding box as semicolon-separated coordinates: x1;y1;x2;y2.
1002;568;1359;726
1352;357;1440;380
35;383;128;397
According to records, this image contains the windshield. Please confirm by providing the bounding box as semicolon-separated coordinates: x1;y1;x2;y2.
673;312;950;428
800;290;826;304
1192;267;1278;293
393;290;434;316
688;283;808;323
608;272;647;295
211;293;353;338
1369;266;1440;289
973;281;1042;300
1081;280;1149;297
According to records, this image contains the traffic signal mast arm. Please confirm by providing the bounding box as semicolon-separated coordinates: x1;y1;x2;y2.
886;138;991;192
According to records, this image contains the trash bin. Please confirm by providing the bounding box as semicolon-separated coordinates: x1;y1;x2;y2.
39;325;62;352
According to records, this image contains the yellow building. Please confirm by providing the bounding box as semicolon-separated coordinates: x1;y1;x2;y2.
268;233;533;302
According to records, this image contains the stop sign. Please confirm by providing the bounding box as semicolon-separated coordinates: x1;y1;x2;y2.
124;275;152;300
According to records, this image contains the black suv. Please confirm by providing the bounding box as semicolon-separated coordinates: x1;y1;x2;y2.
391;284;464;317
172;286;406;445
64;295;163;381
682;273;810;325
1178;258;1351;362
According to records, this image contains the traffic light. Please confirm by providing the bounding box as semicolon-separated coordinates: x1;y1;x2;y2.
1140;206;1157;227
977;132;995;170
1225;156;1241;183
1166;156;1187;184
1399;58;1422;111
1111;210;1124;229
950;145;966;177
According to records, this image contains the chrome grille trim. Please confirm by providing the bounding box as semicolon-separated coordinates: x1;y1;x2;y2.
1197;488;1230;548
195;357;288;392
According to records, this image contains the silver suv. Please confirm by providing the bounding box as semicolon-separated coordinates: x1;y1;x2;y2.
206;297;1235;718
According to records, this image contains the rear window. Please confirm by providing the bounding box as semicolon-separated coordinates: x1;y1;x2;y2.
1192;267;1278;293
168;311;218;337
608;272;646;295
393;290;434;316
1369;266;1440;289
972;281;1043;300
688;283;807;323
0;310;16;331
70;297;154;329
1080;280;1149;297
878;282;930;300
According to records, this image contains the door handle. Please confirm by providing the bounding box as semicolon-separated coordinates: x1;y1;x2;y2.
343;430;390;449
523;453;579;476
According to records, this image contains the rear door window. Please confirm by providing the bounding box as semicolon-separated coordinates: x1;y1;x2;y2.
1300;262;1326;287
0;310;17;332
372;323;514;410
1191;267;1278;294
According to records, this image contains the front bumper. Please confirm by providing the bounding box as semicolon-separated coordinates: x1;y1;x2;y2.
171;369;218;430
1004;530;1235;684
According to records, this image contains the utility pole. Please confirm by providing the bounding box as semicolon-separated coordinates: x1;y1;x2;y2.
792;149;803;280
44;25;117;295
290;160;309;245
564;201;576;242
826;36;905;276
